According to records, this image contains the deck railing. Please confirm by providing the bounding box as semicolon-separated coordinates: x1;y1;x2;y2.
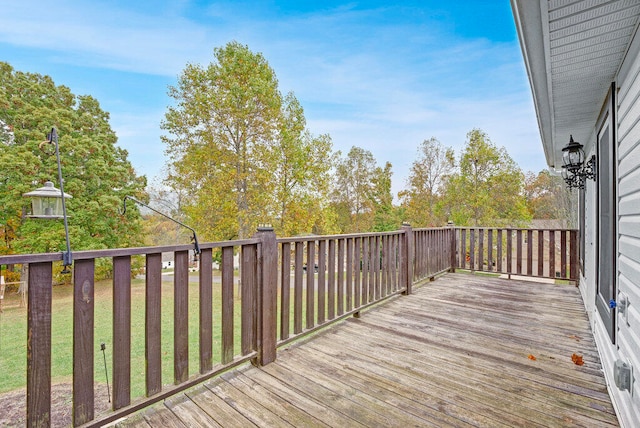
274;226;453;347
0;225;576;427
454;227;579;281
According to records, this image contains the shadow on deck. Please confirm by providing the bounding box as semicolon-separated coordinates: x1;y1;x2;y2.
120;273;618;427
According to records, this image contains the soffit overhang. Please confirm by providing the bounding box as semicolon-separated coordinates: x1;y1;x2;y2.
511;0;640;169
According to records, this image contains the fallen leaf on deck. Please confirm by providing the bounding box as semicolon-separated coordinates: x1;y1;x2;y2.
571;353;584;366
569;335;581;341
528;354;536;361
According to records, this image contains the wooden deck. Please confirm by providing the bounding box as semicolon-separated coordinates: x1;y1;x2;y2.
119;272;618;427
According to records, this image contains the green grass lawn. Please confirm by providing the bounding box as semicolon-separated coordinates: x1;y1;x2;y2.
0;273;245;399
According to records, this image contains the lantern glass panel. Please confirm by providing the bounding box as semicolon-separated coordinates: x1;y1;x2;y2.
23;181;70;218
31;196;64;217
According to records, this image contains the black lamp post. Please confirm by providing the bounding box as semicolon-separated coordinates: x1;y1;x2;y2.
23;128;73;272
561;135;596;189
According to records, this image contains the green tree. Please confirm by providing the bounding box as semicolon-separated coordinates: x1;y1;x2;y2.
442;129;530;227
370;162;402;231
270;93;335;236
163;42;339;239
332;146;396;232
399;137;455;226
0;62;146;261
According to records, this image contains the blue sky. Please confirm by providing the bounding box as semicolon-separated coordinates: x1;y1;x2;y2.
0;1;544;195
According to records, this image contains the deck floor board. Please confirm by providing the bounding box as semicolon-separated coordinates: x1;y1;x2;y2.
121;273;619;427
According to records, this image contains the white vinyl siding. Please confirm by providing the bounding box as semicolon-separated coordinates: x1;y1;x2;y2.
612;26;640;426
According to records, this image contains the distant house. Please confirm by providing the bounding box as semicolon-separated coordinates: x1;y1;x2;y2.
513;1;640;425
161;253;173;269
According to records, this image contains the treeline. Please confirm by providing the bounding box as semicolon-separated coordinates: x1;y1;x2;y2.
156;42;575;243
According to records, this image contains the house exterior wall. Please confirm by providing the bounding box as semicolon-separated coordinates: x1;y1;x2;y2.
588;24;640;427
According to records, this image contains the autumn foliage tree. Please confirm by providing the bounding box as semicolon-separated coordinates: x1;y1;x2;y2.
163;42;334;240
441;129;530;227
399;137;455;226
270;93;336;236
331;146;399;232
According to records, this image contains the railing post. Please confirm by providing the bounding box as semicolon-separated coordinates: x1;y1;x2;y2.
570;229;579;283
447;223;456;272
255;226;277;366
401;223;414;295
27;262;52;428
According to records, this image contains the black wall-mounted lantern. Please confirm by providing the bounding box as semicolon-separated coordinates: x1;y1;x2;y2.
561;135;596;189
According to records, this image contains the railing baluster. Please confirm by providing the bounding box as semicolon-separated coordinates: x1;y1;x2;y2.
337;238;345;316
327;239;336;320
27;262;52;427
396;234;402;285
561;230;568;279
381;235;387;296
469;229;475;271
549;230;556;279
570;230;578;281
427;230;432;275
306;240;316;329
145;253;162;393
354;237;361;306
368;237;376;300
294;242;303;333
241;244;257;355
280;243;291;340
527;230;533;276
487;229;493;272
497;229;503;272
506;229;512;275
362;237;369;303
439;230;443;272
220;247;234;365
198;249;213;373
438;230;443;272
432;230;436;275
373;234;379;294
317;240;326;324
449;228;456;272
401;224;413;295
174;250;190;381
538;230;544;277
459;228;466;269
346;237;353;311
73;259;95;425
478;229;484;272
418;231;425;278
424;230;429;275
113;256;131;409
516;229;523;275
